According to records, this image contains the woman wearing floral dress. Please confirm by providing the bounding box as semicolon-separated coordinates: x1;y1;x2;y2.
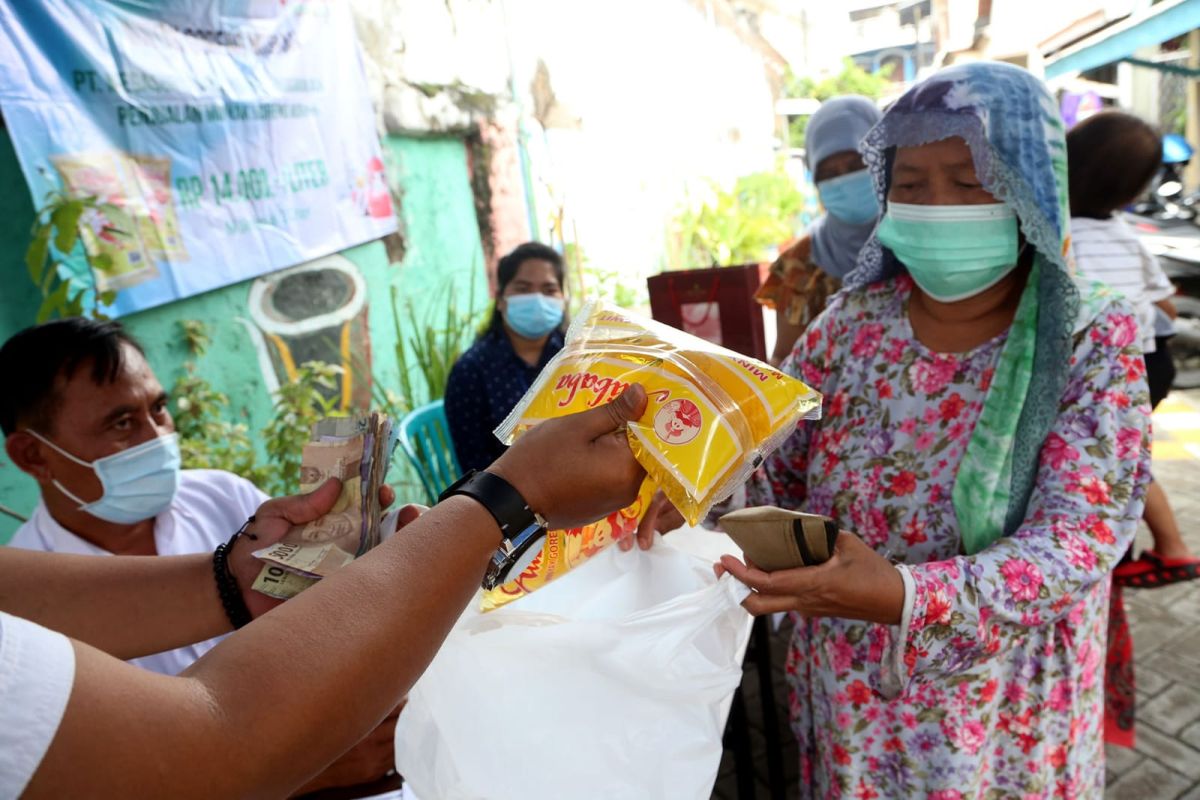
639;62;1153;797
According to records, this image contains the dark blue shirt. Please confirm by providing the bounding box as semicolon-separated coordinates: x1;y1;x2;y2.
444;328;565;474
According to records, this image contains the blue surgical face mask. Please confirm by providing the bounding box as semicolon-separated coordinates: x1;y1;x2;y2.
504;293;564;339
817;169;880;225
875;201;1020;302
28;431;181;524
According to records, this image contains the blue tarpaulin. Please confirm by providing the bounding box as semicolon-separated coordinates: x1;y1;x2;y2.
1044;0;1200;79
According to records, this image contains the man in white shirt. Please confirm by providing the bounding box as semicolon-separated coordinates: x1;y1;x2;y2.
0;318;398;794
2;318;268;675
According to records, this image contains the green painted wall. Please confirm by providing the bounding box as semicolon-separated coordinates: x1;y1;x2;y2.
0;132;488;543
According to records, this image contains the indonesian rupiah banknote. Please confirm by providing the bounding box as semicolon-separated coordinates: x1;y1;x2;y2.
252;413;397;599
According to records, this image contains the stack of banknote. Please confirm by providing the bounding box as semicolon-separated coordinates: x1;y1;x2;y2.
252;413;398;599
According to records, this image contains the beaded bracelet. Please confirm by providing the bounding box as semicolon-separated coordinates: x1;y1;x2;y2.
212;516;257;630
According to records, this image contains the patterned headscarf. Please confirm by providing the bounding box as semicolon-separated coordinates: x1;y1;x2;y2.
845;61;1089;554
806;95;884;280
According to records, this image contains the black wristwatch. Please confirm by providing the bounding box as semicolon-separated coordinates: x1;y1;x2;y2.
439;470;547;590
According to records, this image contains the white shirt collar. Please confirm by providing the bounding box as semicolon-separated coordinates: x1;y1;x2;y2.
26;500;174;556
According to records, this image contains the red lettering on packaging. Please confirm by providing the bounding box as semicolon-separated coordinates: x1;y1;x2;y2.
553;371;630;408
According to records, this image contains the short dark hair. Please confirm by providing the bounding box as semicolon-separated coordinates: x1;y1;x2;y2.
0;318;145;436
1067;111;1162;219
485;242;566;336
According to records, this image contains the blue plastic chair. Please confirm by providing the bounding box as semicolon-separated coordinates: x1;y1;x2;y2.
398;400;462;505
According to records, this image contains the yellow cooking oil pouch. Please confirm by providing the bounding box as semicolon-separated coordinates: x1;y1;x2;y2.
496;300;822;528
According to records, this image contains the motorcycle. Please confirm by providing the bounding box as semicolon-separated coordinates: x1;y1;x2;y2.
1131;133;1199;222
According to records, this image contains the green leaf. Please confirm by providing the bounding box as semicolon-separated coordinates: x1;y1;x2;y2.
26;225;51;285
91;252;114;273
916;707;945;724
41;260;60;294
67;289;89;318
50;200;85;253
962;582;978;607
36;279;72;323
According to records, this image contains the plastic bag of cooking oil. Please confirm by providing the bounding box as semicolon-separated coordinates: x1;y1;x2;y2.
496;300;822;527
480;479;656;611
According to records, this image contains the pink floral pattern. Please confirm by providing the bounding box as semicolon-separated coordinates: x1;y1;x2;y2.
755;276;1151;798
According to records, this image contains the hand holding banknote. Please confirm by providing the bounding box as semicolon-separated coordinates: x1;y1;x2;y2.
229;481;399;618
252;414;399;599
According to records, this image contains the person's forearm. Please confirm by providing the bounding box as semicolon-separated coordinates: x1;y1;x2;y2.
28;496;499;799
1155;297;1179;319
0;549;228;658
191;495;498;793
28;386;650;799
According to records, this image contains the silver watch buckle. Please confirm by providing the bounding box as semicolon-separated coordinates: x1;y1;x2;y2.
481;520;546;591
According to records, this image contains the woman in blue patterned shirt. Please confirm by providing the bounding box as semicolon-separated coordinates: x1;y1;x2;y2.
445;242;567;473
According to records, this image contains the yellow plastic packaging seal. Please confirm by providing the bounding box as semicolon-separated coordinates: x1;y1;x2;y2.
497;301;822;528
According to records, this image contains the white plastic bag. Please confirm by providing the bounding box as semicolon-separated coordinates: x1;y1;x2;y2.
394;536;752;800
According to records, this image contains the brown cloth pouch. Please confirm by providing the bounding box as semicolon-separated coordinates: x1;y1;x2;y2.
718;506;838;570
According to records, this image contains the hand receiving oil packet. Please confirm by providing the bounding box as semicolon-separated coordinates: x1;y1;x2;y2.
496;301;822;527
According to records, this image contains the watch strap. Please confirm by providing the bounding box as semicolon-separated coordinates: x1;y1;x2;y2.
438;470;542;539
439;471;547;590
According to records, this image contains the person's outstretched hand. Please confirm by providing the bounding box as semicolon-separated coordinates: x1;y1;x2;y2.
715;531;904;625
490;384;648;530
229;480;397;618
618;490;686;552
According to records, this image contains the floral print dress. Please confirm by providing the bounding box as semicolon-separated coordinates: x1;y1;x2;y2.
751;275;1152;798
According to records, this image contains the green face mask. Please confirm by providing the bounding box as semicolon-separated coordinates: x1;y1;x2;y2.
875;202;1020;302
